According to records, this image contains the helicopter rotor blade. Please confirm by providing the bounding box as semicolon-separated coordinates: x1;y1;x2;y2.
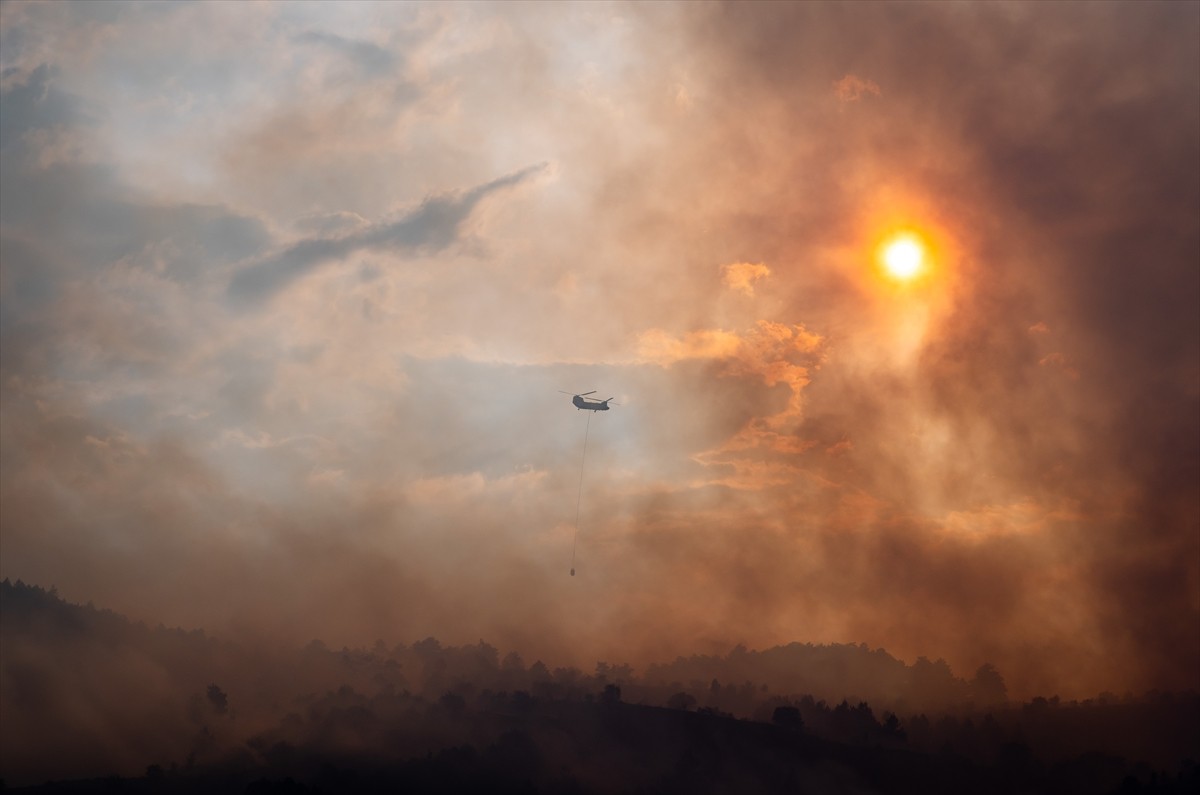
578;390;597;397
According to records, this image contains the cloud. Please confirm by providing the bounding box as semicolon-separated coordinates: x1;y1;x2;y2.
1037;351;1079;380
637;321;820;369
636;328;743;363
294;30;396;78
721;261;770;296
227;163;548;305
0;64;82;152
635;320;826;484
832;73;881;103
292;210;369;236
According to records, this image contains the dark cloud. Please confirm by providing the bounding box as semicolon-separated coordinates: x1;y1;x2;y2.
294;30;396;77
0;64;82;150
227;163;548;305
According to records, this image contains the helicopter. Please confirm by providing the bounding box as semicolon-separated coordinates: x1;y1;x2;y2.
559;390;617;411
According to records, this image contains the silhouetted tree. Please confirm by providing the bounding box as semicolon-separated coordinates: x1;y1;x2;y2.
906;713;933;749
438;691;466;716
601;683;622;706
510;690;534;713
909;656;963;710
830;700;881;744
206;683;229;715
882;712;906;742
483;729;542;783
772;705;803;731
667;692;697;711
412;636;442;657
608;663;634;682
970;663;1008;706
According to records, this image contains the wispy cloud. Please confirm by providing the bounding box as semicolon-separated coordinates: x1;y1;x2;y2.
228;163;548;305
832;73;881;103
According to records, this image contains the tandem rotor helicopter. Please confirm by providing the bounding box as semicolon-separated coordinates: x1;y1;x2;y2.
558;390;617;412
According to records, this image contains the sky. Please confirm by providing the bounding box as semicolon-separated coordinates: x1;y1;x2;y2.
1;0;1197;701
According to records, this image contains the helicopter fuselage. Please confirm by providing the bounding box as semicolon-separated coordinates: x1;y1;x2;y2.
573;395;610;411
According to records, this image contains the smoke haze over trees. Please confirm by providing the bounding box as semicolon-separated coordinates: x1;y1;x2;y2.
2;580;1196;793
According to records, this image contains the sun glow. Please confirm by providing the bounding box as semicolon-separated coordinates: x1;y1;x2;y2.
880;233;925;280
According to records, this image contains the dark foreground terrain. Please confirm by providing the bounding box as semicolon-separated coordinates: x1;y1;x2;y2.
3;580;1197;794
7;699;1200;795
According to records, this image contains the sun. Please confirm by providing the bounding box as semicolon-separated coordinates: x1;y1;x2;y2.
880;233;925;280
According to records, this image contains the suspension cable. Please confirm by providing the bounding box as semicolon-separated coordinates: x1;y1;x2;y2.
570;411;592;576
